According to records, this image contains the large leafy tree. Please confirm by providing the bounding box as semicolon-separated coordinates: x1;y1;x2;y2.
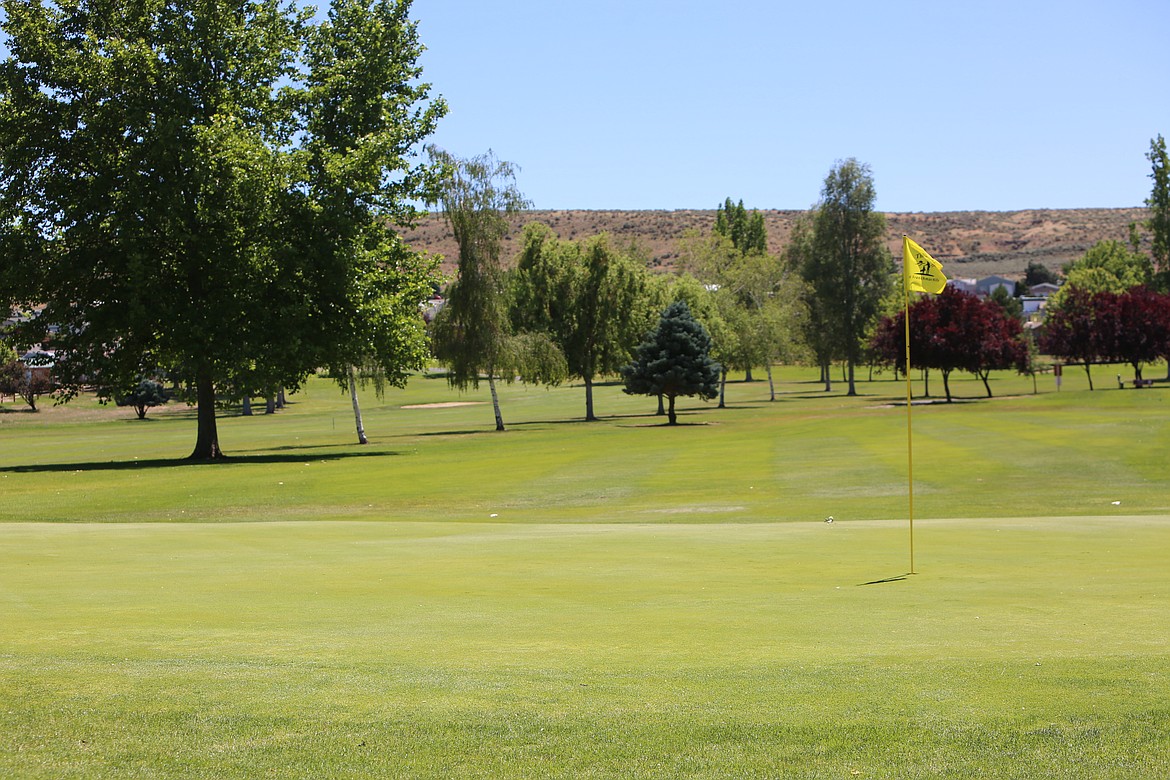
1024;260;1062;288
1076;287;1170;384
1103;287;1170;383
0;0;445;458
1055;239;1152;302
680;214;800;393
512;225;648;421
1041;286;1170;388
1039;286;1107;390
305;0;447;444
621;300;720;425
797;160;894;395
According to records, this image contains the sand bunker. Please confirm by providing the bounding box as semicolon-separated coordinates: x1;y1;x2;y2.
400;402;484;409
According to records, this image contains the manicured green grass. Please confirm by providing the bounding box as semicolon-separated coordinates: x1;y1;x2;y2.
2;365;1168;524
2;366;1168;777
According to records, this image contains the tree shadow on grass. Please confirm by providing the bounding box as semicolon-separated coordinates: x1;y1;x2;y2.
0;449;399;474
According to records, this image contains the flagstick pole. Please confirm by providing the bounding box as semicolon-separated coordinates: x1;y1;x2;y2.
902;236;916;575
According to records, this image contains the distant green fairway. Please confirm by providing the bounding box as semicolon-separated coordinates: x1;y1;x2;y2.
2;367;1168;777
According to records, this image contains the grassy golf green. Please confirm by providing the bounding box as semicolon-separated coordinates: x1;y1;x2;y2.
2;367;1169;777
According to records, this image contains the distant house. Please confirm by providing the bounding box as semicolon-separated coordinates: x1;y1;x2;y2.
948;277;977;294
420;295;445;324
976;275;1016;298
1027;282;1061;298
20;349;55;385
1020;297;1049;318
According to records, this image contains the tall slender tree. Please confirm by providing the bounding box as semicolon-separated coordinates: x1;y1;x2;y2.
714;197;767;255
428;149;526;431
1147;134;1170;290
797;159;894;395
428;150;564;431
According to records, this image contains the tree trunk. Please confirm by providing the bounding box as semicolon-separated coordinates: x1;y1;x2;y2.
718;367;727;409
265;395;276;414
276;388;286;409
744;366;754;382
846;360;857;396
348;365;368;445
242;396;252;416
1084;361;1094;391
190;370;223;459
584;375;596;421
766;364;776;401
980;370;993;397
656;394;665;415
667;394;677;425
942;369;953;403
488;373;505;431
822;360;832;392
923;368;930;398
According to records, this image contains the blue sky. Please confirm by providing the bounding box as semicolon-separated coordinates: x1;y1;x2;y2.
413;0;1170;212
2;1;1164;212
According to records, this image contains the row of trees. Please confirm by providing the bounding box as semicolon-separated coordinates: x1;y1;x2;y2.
871;289;1030;402
2;2;1166;450
1041;286;1170;389
425;149;820;430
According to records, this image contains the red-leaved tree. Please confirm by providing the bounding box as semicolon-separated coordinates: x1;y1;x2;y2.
1095;287;1170;383
1040;287;1106;390
873;289;1029;401
1042;286;1170;388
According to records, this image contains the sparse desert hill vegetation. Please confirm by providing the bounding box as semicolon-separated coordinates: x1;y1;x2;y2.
404;207;1150;280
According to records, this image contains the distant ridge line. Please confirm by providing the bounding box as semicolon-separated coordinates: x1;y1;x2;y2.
404;207;1149;279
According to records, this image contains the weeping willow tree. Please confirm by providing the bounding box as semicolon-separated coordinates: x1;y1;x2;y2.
427;149;564;430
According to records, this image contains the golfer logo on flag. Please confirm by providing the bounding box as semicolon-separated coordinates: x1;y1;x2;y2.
904;236;947;294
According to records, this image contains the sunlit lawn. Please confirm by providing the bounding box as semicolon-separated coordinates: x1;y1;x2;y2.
1;365;1168;777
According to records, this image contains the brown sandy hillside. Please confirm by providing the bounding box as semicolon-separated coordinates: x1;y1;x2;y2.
403;207;1150;281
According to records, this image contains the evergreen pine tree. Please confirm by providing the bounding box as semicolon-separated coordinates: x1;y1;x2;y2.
621;301;721;425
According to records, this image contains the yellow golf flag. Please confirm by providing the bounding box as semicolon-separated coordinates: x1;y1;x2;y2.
903;236;947;294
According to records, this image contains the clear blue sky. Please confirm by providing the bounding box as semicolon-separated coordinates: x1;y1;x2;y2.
413;0;1169;212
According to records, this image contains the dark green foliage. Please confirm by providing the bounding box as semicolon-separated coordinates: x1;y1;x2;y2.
1146;134;1170;289
795;159;894;395
990;285;1023;318
714;198;767;255
1024;261;1061;288
511;224;649;421
0;0;444;458
116;379;170;420
622;301;720;424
